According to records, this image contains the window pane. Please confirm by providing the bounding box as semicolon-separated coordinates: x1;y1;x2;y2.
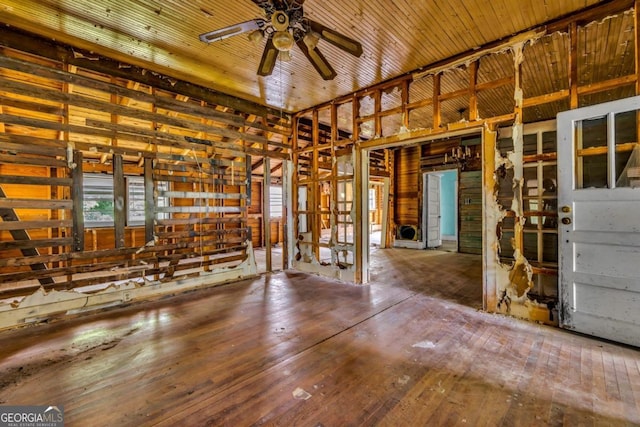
542;131;557;154
576;116;608;189
581;116;607;149
542;165;558;228
497;137;513;156
582;154;608;188
83;174;114;227
615;111;636;144
157;181;170;220
127;177;145;225
542;233;558;263
297;186;308;233
523;232;538;261
523;166;539;226
615;111;637;186
523;134;537;156
269;185;283;218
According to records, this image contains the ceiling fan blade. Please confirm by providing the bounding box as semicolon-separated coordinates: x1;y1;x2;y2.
251;0;274;8
258;36;278;76
308;20;363;57
199;19;266;43
296;39;337;80
257;0;304;8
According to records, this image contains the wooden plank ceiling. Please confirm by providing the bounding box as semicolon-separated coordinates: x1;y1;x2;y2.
0;0;610;114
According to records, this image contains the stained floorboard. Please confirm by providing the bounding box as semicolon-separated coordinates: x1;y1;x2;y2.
0;248;638;426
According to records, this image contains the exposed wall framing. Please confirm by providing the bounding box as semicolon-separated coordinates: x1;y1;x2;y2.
291;1;638;324
0;30;291;327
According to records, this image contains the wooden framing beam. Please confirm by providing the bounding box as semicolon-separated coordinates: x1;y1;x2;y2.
72;151;84;252
0;26;289;121
0;186;55;285
144;159;154;244
113;154;126;249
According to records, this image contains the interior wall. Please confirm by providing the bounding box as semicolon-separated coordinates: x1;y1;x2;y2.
393;146;420;233
459;170;483;255
0;35;290;329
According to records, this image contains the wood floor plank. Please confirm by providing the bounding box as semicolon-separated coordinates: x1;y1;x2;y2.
0;248;639;426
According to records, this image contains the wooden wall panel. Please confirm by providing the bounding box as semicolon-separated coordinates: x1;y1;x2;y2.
393;146;419;228
459;171;482;255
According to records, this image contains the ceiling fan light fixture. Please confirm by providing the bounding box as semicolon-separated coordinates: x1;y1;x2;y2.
248;29;263;44
303;32;319;49
278;50;292;62
272;30;294;51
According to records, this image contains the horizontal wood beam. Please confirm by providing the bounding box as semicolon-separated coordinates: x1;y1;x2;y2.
0;26;290;122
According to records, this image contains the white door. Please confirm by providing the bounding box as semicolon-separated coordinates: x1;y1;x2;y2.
557;96;640;348
426;173;441;248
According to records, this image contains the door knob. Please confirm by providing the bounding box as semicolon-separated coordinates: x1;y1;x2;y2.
561;217;572;225
561;206;571;213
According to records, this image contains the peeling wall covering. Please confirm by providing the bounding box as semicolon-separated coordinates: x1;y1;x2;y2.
292;149;357;282
293;5;633;325
0;243;258;330
483;43;556;325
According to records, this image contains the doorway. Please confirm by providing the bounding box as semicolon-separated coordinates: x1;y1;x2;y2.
255;178;285;274
423;169;458;251
364;133;483;309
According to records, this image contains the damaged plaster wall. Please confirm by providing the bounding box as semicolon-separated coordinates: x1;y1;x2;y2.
486;42;553;324
292;151;356;283
0;242;258;330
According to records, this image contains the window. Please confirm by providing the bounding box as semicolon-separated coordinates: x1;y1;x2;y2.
369;188;377;210
156;181;170;220
127;177;145;226
83;174;115;227
83;174;169;227
575;111;637;189
269;185;283;218
522;130;558;267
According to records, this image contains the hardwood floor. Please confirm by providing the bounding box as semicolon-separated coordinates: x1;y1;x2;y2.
0;248;638;426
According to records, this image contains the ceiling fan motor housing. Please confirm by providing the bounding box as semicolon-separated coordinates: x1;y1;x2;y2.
272;11;289;31
198;0;363;80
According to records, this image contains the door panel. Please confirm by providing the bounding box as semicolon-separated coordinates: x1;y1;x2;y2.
426;173;441;248
558;96;640;348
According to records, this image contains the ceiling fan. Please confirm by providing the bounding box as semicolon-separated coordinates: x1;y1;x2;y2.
198;0;363;80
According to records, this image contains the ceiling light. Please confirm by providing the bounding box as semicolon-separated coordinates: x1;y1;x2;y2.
278;50;292;62
303;32;319;49
248;30;263;44
272;30;294;51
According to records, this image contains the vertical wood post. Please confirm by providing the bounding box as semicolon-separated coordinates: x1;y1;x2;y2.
144;158;154;244
113;154;125;248
311;109;320;260
401;79;410;129
71;150;84;252
263;157;272;272
569;22;579;109
433;73;442;129
469;60;479;121
482;124;499;312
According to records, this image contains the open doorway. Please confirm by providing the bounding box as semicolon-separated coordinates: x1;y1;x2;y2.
368;178;389;249
423;169;458;252
254;174;285;274
365;133;483;309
